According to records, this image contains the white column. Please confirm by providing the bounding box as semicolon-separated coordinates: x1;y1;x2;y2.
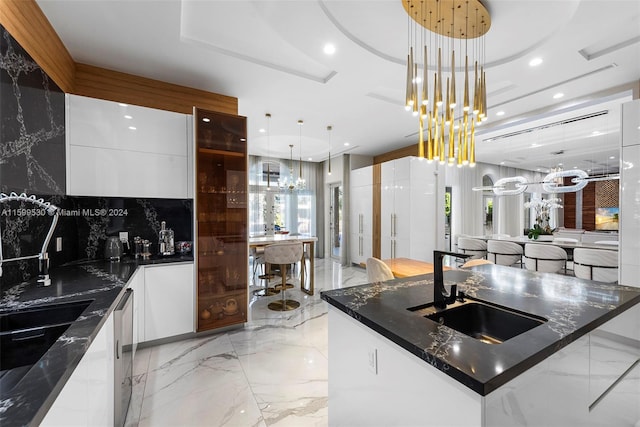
620;99;640;287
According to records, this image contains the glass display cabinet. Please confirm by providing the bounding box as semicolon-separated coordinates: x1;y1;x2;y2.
195;108;248;332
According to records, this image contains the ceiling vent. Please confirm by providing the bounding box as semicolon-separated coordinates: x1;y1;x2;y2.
483;110;609;143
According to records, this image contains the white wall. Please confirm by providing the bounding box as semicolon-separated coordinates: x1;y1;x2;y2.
324;154;346;263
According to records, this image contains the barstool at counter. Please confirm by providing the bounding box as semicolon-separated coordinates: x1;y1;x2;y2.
264;242;303;311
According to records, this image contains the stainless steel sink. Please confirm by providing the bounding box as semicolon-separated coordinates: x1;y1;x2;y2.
409;298;547;344
0;300;93;390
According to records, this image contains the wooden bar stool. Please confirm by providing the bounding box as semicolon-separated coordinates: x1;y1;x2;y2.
264;242;303;311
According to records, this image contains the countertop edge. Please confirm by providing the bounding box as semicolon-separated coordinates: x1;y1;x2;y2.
321;279;640;396
0;256;194;427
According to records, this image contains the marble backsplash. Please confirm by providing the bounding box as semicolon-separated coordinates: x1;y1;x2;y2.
0;25;66;196
0;195;192;292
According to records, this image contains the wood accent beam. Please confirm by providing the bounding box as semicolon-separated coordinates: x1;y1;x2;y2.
73;64;237;115
373;143;419;165
0;0;75;92
372;163;381;258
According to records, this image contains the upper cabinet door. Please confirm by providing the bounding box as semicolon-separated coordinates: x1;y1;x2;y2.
66;94;191;198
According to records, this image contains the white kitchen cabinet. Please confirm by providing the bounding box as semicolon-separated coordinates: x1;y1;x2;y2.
66;94;192;198
350;166;373;266
143;263;194;342
380;157;442;262
41;313;114;426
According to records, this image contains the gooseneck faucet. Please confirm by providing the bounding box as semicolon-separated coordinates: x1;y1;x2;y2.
433;250;471;309
0;192;59;286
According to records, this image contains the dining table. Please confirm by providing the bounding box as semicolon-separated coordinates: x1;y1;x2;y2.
249;234;318;295
471;235;619;252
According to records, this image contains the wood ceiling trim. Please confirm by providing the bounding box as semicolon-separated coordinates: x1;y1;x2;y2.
373;143;420;164
73;64;237;115
0;0;75;92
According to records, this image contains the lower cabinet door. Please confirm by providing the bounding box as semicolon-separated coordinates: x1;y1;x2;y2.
144;263;194;342
41;314;114;426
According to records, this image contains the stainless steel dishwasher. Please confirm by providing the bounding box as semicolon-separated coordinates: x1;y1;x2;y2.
113;289;133;427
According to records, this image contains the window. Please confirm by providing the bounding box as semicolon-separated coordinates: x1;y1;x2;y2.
248;156;317;237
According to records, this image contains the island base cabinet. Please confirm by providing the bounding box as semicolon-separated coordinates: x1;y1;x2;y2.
329;304;640;427
328;307;482;427
41;314;114;426
484;303;640;426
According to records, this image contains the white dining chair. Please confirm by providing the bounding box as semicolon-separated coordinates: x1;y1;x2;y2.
457;237;487;260
366;257;395;283
573;248;618;283
524;244;567;274
487;240;523;267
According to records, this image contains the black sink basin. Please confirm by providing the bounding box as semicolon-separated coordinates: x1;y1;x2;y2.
420;299;547;344
0;300;93;374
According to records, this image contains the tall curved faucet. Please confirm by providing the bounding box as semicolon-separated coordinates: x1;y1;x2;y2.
0;192;60;285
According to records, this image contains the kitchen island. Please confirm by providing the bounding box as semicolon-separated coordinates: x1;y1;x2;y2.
0;254;193;427
321;264;640;426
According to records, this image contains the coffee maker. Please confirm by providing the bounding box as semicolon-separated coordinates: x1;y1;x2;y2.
158;221;175;256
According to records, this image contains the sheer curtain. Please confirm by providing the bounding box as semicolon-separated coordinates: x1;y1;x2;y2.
248;156;319;238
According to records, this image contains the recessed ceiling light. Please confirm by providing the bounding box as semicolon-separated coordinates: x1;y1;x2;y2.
259;128;265;133
609;156;615;159
529;57;543;67
496;111;505;116
573;166;578;169
344;142;350;146
202;117;210;123
531;143;541;148
240;138;246;142
124;115;133;119
308;157;313;161
323;43;336;55
118;103;128;107
558;163;563;166
553;93;564;99
128;126;136;130
500;161;505;165
591;131;602;136
536;168;541;171
587;169;592;172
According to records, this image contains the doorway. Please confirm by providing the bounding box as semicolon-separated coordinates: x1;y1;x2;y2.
329;183;343;261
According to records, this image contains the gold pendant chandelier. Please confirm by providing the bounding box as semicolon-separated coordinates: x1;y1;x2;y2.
403;0;491;167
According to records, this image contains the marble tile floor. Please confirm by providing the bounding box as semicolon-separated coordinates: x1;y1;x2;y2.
126;259;368;427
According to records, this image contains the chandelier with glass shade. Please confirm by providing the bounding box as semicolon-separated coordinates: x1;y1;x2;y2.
278;120;306;192
403;0;491;167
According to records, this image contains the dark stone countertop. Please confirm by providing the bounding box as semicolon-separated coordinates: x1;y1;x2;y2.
0;254;193;427
320;264;640;396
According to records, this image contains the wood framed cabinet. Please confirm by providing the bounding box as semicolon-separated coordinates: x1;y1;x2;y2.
195;108;248;332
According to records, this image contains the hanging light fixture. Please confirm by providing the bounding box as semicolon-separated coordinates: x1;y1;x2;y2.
265;113;274;190
403;0;490;167
296;120;306;190
327;125;332;176
279;144;298;191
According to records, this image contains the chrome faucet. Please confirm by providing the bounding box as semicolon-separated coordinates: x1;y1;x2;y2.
433;250;471;309
0;192;59;286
